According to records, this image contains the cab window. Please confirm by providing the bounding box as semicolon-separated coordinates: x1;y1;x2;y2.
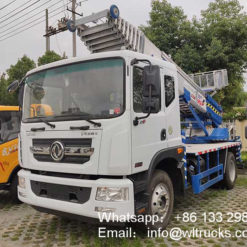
0;111;20;143
133;66;143;112
164;75;175;107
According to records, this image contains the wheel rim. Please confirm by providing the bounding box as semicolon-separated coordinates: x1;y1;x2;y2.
151;183;170;219
229;159;236;182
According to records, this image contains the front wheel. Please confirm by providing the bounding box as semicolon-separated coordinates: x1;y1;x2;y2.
147;170;174;230
223;152;237;190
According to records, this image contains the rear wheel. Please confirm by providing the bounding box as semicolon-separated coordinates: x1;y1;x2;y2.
147;170;174;230
223;152;237;190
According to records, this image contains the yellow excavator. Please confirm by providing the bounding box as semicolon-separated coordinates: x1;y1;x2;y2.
0;104;53;201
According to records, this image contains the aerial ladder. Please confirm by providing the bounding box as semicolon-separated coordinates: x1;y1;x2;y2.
66;5;230;144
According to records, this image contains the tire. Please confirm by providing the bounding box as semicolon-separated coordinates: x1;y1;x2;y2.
9;173;22;204
147;170;174;230
223;152;237;190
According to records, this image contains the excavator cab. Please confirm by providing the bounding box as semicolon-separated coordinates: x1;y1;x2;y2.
0;103;52;202
30;104;54;117
0;106;20;202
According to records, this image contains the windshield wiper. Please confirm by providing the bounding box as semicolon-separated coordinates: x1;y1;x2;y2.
85;119;101;127
31;127;45;132
61;111;102;127
39;118;56;128
70;125;90;130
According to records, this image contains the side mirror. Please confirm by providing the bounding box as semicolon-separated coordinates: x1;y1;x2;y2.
18;85;24;108
7;80;19;93
142;65;161;113
245;126;247;139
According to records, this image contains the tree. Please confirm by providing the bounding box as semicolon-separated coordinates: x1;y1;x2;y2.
142;0;247;111
0;76;9;105
141;1;205;74
3;55;36;105
7;55;36;82
38;50;66;66
201;0;247;110
141;1;188;56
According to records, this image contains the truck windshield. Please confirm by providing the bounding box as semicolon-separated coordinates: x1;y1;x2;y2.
22;58;124;122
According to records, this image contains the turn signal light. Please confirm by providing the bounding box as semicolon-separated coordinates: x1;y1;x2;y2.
177;147;184;154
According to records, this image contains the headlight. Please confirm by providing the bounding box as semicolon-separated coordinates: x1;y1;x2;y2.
18;176;26;189
96;187;129;202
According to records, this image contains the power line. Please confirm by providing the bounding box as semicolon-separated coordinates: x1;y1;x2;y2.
0;0;34;21
1;0;41;24
0;4;66;39
0;0;18;11
0;0;59;33
0;9;66;42
0;0;51;33
0;0;64;30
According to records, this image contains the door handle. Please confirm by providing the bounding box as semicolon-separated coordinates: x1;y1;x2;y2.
161;129;166;141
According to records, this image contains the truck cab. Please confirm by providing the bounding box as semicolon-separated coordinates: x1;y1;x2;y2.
15;49;239;229
0;106;20;201
16;51;184;227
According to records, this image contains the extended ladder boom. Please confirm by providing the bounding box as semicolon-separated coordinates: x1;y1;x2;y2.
67;5;228;130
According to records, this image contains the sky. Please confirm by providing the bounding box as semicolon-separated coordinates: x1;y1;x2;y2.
0;0;246;82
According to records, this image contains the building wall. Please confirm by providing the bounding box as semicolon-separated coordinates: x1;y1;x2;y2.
235;120;247;151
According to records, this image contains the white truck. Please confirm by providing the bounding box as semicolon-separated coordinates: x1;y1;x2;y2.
8;5;241;229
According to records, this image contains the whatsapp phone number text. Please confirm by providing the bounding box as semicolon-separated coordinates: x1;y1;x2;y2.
175;212;247;223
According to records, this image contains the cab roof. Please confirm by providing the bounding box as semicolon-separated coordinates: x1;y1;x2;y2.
26;50;176;76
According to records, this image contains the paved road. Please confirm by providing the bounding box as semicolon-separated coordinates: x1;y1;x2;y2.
0;175;247;247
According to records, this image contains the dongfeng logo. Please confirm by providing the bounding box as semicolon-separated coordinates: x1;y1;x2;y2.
50;141;65;161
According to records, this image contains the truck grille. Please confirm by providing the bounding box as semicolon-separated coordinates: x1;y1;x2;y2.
32;139;92;164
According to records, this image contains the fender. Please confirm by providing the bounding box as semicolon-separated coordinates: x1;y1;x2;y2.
129;146;184;193
129;146;185;214
8;164;20;184
147;146;184;185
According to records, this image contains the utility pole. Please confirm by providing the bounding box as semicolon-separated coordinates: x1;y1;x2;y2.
45;9;50;52
72;0;76;57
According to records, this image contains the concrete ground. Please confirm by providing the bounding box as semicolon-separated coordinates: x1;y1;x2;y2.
0;175;247;247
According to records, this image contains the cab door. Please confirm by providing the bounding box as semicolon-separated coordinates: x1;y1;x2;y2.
0;111;19;184
163;73;181;148
131;64;168;174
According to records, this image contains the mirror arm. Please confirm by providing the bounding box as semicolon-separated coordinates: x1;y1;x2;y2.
133;110;151;126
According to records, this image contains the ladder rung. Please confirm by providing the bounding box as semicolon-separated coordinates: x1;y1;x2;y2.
82;29;119;42
89;39;124;50
79;22;115;37
92;44;127;53
91;40;126;52
87;34;122;47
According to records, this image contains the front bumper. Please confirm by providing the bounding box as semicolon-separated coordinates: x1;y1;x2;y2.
18;169;135;219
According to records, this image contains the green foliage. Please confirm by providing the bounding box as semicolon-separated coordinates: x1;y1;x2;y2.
173;44;204;74
241;151;247;162
235;175;247;187
223;107;247;121
142;0;247;111
38;50;66;66
0;51;65;106
0;76;12;105
7;55;36;82
141;1;190;57
0;55;36;106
